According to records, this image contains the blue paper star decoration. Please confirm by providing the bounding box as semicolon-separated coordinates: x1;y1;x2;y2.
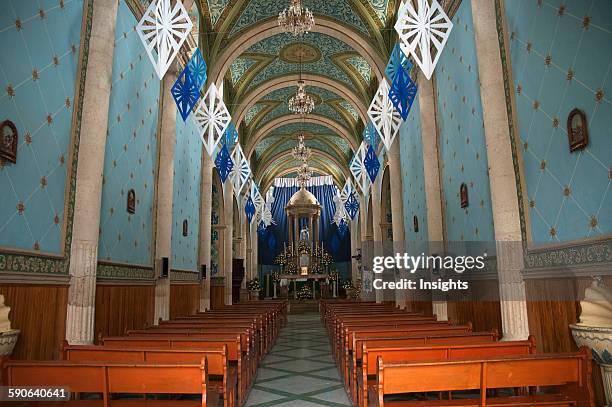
389;66;418;120
337;219;348;239
245;196;255;223
187;48;207;91
214;143;233;183
344;192;360;220
171;65;199;121
385;43;413;83
224;122;238;151
364;144;381;183
363;121;380;149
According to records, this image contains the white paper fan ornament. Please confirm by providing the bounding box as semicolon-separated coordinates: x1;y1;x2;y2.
230;144;251;196
136;0;193;80
349;142;370;195
394;0;453;80
368;80;402;150
193;83;232;157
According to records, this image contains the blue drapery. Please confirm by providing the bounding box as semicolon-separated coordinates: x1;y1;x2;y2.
258;184;351;265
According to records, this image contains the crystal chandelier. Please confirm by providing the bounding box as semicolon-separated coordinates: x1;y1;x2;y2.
291;133;312;162
288;80;315;115
296;162;313;186
278;0;315;36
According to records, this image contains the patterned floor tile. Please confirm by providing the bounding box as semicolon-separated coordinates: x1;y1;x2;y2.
245;313;353;407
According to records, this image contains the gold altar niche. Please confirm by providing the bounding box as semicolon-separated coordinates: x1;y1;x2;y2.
275;185;333;276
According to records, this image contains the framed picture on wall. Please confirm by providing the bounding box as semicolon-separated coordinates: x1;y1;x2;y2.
127;189;136;214
0;120;18;164
567;108;588;152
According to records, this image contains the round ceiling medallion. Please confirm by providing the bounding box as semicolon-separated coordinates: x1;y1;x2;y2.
280;43;321;63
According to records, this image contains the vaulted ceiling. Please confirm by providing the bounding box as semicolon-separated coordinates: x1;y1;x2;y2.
196;0;401;187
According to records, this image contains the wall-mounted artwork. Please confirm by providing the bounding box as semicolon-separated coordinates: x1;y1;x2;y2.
127;189;136;214
0;120;18;164
182;219;188;236
567;108;588;152
413;215;419;233
460;183;469;208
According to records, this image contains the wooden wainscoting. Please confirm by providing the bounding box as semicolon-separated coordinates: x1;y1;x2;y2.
94;283;155;339
169;283;200;319
446;279;502;334
0;283;68;360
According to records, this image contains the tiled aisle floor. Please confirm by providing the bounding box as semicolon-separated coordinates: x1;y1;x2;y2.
245;313;351;407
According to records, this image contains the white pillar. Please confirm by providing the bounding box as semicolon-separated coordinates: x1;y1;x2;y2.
388;143;407;309
223;184;234;305
65;0;119;344
471;0;529;340
371;184;383;304
419;74;448;321
198;152;213;311
153;69;178;323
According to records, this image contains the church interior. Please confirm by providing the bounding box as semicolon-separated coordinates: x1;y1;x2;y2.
0;0;611;405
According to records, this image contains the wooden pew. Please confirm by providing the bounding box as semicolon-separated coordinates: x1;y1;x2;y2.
357;337;536;407
369;348;595;407
100;336;248;406
3;357;211;407
60;343;235;407
347;330;500;400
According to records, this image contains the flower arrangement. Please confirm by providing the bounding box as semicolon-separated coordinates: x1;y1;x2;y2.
246;278;261;291
296;284;313;300
341;279;354;290
271;272;281;284
328;272;339;282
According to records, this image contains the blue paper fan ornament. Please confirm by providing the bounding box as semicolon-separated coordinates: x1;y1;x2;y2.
187;48;207;91
337;219;348;239
344;192;359;220
364;144;380;182
224;122;238;151
389;66;418;120
245;196;255;223
214;143;234;183
171;65;199;121
363;121;380;149
385;43;413;83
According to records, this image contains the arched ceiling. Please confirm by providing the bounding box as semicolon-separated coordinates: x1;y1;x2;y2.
196;0;400;185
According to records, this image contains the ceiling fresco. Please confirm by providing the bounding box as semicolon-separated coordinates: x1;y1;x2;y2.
197;0;399;184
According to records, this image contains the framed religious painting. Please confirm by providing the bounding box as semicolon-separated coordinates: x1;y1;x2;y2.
182;219;188;236
567;108;588;152
0;120;18;163
127;189;136;214
460;183;469;208
413;215;419;233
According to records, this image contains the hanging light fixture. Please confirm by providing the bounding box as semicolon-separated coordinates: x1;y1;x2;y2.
278;0;315;36
288;80;315;115
292;133;312;163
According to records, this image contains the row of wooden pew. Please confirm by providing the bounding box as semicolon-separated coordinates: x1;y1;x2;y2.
1;300;288;407
320;299;595;407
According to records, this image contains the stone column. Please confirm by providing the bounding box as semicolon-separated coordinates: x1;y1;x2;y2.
419;74;448;320
293;217;299;248
65;0;119;345
198;151;213;311
350;216;360;283
387;143;407;309
308;215;313;248
223;184;234;305
371;183;383;304
471;0;529;340
152;68;178;324
251;222;258;280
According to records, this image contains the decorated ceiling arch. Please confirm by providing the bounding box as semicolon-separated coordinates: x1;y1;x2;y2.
196;0;401;185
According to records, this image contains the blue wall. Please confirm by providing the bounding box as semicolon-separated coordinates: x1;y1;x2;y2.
505;0;612;245
0;0;84;253
436;0;495;244
171;118;202;271
98;0;160;265
399;97;428;242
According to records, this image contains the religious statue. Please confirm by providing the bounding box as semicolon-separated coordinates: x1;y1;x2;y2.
299;225;310;242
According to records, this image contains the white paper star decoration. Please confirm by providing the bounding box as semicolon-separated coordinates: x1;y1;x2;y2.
193;83;231;157
250;181;264;216
136;0;193;80
349;141;370;195
332;193;349;226
368;80;402;150
261;187;276;226
395;0;453;80
340;178;355;205
230;143;251;196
